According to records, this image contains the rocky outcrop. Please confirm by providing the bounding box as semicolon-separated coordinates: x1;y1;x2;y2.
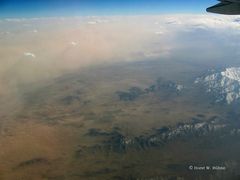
116;79;184;101
15;158;49;169
61;95;81;105
116;87;144;101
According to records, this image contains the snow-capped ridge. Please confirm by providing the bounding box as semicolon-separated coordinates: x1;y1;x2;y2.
221;67;240;82
196;67;240;104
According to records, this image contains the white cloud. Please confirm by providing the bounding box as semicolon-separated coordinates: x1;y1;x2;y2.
87;21;97;25
155;31;164;35
87;19;109;25
24;52;36;58
4;18;27;22
96;19;109;23
0;31;10;35
70;41;78;46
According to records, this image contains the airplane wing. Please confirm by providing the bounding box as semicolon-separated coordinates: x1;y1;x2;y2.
207;1;240;15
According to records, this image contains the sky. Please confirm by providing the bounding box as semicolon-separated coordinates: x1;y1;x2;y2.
0;0;216;18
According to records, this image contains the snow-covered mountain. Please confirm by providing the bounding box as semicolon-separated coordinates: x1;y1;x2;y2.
195;67;240;104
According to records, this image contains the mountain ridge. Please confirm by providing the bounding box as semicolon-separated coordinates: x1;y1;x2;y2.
195;67;240;104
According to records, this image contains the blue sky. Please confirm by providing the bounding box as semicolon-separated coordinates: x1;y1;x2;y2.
0;0;215;18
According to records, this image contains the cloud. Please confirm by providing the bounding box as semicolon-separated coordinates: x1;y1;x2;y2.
96;19;109;23
87;21;97;25
155;31;164;35
0;31;10;35
70;41;78;46
4;18;27;22
24;52;36;58
87;19;109;25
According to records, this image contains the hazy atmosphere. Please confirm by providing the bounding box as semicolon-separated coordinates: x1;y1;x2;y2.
1;15;240;105
2;15;240;94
